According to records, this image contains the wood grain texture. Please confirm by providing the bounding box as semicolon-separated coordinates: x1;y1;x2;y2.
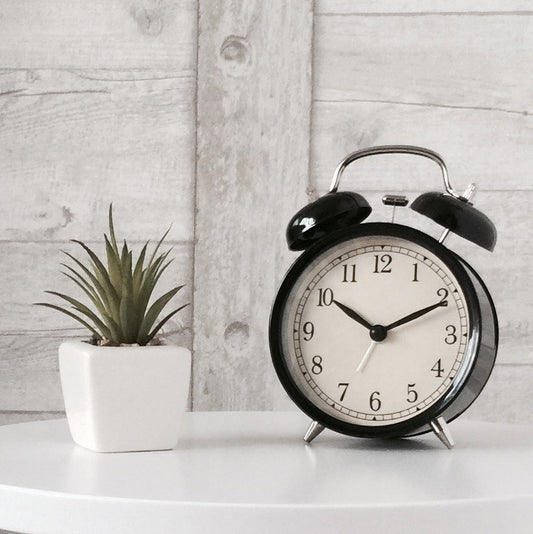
0;70;195;241
0;335;64;411
311;102;532;191
313;13;532;113
0;0;196;70
193;0;313;410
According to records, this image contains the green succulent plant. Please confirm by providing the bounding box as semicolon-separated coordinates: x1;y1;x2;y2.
36;205;187;346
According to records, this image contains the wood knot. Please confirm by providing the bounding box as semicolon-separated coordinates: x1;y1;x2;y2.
132;7;164;36
219;36;252;76
224;321;250;350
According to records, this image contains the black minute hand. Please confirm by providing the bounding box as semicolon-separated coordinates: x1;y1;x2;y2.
333;300;373;331
385;300;448;331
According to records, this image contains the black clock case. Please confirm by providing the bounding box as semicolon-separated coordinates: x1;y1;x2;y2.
269;222;498;440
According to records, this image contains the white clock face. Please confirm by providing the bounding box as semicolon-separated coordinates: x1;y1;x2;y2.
280;234;471;426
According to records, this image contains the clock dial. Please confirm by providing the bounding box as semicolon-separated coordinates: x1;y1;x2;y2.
280;234;471;427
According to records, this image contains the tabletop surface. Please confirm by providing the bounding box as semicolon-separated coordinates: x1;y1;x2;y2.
1;411;533;534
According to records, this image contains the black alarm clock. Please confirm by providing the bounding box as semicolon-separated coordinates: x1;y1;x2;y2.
269;146;498;448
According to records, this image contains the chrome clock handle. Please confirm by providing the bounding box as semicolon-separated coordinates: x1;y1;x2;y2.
329;145;463;200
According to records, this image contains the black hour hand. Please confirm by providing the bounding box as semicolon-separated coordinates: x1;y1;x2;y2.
333;300;372;331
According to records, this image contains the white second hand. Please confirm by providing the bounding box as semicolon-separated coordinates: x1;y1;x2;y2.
357;340;378;373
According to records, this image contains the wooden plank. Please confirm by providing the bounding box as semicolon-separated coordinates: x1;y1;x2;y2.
0;0;196;70
0;335;64;411
0;412;64;427
313;13;532;112
316;1;533;15
0;241;193;335
467;364;533;424
0;70;195;241
311;102;532;190
193;0;313;410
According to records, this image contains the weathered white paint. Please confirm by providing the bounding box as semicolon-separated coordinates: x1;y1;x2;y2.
0;0;196;70
314;14;532;111
311;103;532;191
0;70;195;242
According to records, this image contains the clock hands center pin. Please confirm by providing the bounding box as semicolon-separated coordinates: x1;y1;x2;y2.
333;299;384;372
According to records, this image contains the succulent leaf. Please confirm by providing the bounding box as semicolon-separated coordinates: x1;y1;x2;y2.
36;205;186;346
108;204;119;256
142;304;189;345
105;234;122;296
34;302;103;340
62;251;114;315
61;271;107;318
137;285;184;343
44;291;113;340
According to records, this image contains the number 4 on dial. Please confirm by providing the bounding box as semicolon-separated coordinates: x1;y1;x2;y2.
432;358;444;378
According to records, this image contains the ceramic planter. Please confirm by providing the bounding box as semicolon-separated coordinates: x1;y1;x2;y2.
58;341;191;453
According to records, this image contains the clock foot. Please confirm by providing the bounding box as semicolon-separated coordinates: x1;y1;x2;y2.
430;417;455;449
303;421;325;444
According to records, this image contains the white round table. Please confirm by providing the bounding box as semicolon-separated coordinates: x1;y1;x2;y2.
0;412;532;534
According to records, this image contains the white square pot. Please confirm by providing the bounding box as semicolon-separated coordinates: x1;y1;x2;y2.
58;341;191;453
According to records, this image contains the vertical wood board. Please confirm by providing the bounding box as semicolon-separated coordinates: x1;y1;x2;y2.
193;0;313;410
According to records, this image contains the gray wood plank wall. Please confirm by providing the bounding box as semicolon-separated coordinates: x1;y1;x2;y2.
1;1;532;433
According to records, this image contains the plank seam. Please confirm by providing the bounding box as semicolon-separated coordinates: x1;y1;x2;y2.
0;67;197;74
189;0;201;412
0;326;188;337
314;98;531;117
315;11;533;17
308;0;318;200
0;240;194;245
0;410;64;415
